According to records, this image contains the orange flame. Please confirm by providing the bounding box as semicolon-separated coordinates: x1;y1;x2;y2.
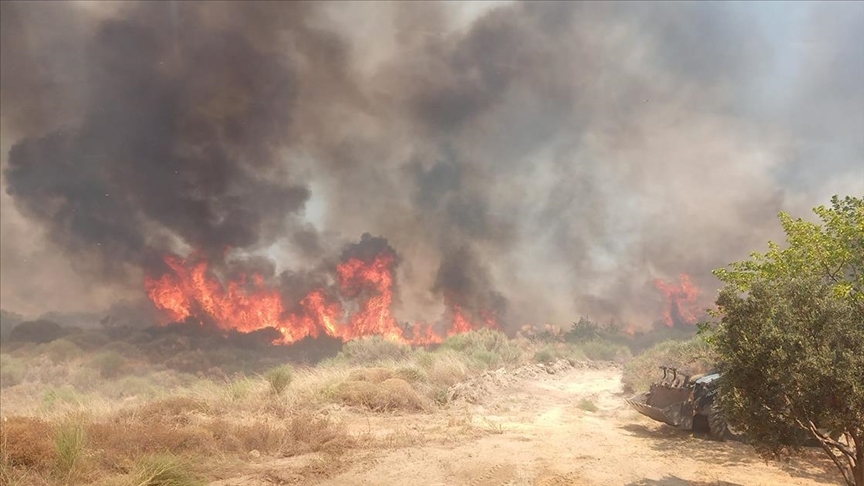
653;273;702;327
145;250;497;345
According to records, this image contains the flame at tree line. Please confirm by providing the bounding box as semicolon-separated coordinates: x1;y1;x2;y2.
653;274;702;327
145;249;497;345
145;248;703;345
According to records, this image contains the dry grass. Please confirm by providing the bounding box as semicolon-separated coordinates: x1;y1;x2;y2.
333;370;427;412
131;397;210;424
345;367;394;384
128;453;202;486
1;416;56;471
0;328;651;484
424;351;468;387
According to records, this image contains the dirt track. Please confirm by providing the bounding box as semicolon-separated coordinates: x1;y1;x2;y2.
213;366;842;486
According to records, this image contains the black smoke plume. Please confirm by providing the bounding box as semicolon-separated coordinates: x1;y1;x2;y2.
2;2;862;330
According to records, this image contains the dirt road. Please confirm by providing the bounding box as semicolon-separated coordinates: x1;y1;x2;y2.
214;366;842;486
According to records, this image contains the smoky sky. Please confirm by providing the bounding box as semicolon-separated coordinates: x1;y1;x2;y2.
1;1;862;328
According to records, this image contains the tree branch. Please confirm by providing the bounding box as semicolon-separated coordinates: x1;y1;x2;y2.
794;419;855;486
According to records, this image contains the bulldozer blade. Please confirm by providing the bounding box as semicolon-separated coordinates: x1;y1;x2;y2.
626;394;691;428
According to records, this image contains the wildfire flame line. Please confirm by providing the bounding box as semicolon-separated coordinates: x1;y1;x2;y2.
653;273;702;327
145;252;497;345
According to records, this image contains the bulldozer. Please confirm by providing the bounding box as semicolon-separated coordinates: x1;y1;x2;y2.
626;366;739;440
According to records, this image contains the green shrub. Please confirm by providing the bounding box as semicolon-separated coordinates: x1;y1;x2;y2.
621;336;716;393
0;354;24;388
469;349;501;369
532;343;586;363
111;375;162;399
225;377;255;401
7;319;65;344
337;336;413;364
54;417;87;476
578;340;632;362
533;348;554;363
577;398;598;412
264;364;293;395
42;386;83;410
440;329;523;368
131;453;202;486
91;350;126;379
566;317;600;342
41;339;83;364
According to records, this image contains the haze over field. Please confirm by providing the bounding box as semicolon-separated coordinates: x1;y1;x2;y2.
1;1;862;334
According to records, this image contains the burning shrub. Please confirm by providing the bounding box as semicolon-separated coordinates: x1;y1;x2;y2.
7;319;65;344
0;416;56;470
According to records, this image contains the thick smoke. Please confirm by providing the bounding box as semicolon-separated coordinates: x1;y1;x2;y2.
2;2;862;329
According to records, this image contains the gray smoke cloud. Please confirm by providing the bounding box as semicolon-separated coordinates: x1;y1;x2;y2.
1;1;862;329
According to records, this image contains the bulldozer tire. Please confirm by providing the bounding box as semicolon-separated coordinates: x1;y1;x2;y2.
708;403;741;441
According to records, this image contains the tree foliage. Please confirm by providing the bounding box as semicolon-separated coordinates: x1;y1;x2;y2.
711;195;863;486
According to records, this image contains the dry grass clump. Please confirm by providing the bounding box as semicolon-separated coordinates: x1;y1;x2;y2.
336;336;413;364
87;419;215;466
1;416;56;470
283;412;357;456
334;374;426;412
129;453;202;486
131;397;211;425
393;365;427;384
345;367;394;383
376;379;425;411
424;351;468;387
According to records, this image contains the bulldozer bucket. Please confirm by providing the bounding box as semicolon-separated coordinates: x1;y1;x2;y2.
626;390;695;429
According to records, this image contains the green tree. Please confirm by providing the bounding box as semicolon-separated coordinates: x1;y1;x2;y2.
711;195;863;486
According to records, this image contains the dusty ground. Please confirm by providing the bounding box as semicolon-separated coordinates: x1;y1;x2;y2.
211;365;842;486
